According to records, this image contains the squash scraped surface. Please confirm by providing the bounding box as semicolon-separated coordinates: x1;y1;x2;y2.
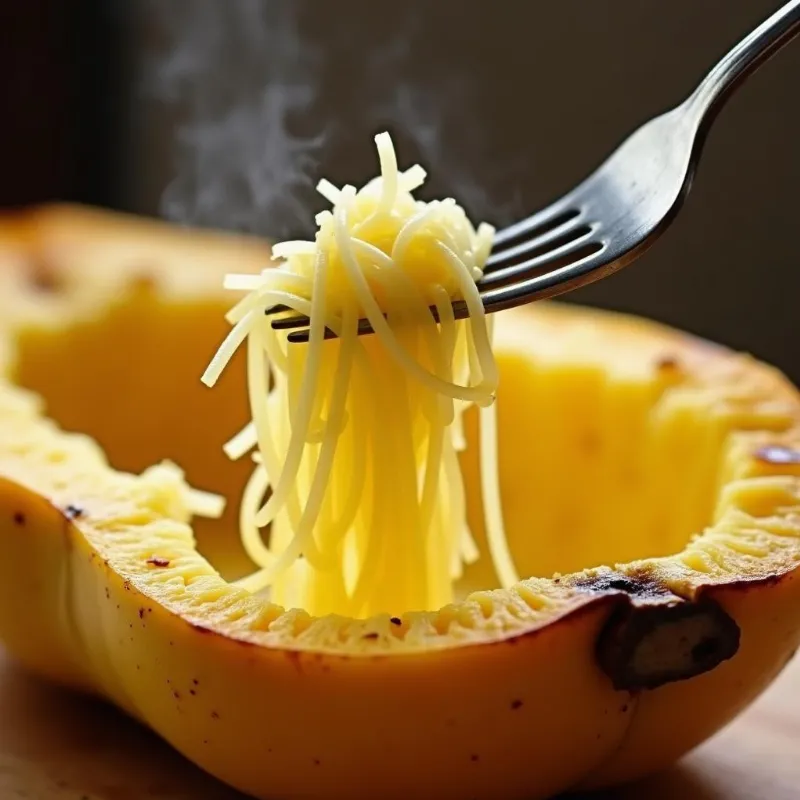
0;252;797;641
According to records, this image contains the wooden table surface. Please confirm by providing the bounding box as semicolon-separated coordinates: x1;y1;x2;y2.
1;647;798;800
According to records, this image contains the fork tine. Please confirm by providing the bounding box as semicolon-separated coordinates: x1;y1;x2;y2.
286;308;475;344
486;217;590;271
287;318;376;343
270;313;311;331
274;301;471;336
482;242;607;314
480;226;598;289
492;195;581;248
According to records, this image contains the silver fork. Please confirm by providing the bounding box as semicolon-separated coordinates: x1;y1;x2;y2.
274;0;800;343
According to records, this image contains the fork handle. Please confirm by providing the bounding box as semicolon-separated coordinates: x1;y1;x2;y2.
687;0;800;125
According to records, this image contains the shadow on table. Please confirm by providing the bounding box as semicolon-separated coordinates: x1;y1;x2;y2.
565;766;724;800
0;654;245;799
0;652;724;800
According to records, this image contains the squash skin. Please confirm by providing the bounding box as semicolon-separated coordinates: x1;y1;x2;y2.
0;206;798;800
1;459;799;800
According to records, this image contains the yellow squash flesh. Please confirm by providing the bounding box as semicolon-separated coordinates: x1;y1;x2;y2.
0;205;799;800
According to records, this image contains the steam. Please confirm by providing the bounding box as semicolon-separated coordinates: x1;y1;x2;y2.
145;0;514;239
145;0;322;237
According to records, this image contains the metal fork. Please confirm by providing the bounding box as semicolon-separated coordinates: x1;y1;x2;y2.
274;0;800;343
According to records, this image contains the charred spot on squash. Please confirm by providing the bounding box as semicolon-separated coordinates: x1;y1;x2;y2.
596;597;740;691
63;504;84;520
571;569;672;603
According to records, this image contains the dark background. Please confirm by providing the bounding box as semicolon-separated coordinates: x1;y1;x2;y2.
1;1;798;378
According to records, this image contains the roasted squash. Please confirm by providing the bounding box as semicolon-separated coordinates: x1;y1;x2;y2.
0;205;798;800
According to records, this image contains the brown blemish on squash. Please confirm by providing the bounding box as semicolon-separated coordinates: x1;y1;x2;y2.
285;650;304;674
146;556;171;568
27;258;62;293
362;632;379;640
138;608;145;620
656;355;681;371
579;431;602;455
211;711;220;720
390;617;402;626
12;512;24;526
510;700;523;710
754;445;800;466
